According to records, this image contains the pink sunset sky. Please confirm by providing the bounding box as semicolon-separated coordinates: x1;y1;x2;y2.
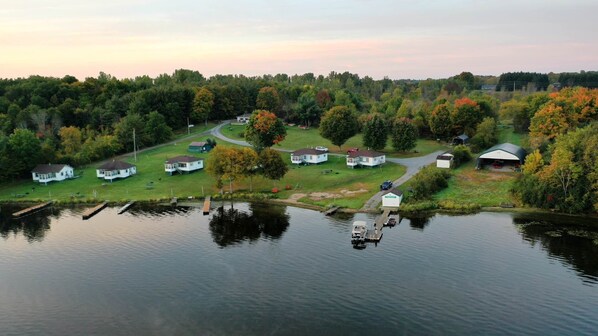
1;0;597;80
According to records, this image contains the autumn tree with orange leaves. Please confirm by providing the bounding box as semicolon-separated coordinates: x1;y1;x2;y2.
244;110;286;152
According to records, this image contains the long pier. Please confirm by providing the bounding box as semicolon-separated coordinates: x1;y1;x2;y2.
82;202;108;220
203;196;211;215
12;201;53;218
117;201;135;214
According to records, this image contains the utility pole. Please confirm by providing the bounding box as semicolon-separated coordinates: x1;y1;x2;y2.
133;128;137;162
187;118;190;135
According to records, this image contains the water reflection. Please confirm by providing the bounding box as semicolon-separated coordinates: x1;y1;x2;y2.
0;205;58;242
209;202;290;247
405;214;433;231
514;214;598;282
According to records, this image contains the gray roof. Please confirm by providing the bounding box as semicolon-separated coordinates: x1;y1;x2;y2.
436;153;454;160
98;160;135;170
166;155;202;164
454;134;469;141
383;187;403;197
347;150;384;158
189;141;207;147
32;164;70;174
292;148;327;155
479;143;527;162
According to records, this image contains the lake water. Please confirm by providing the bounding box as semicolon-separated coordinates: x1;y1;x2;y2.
1;203;597;335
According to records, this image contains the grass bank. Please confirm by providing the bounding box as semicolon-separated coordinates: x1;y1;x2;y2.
0;136;406;209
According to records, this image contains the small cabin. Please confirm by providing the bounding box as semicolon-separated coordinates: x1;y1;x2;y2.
436;153;454;169
346;150;385;168
382;188;403;208
452;134;469;145
188;141;213;153
32;164;74;184
236;114;251;124
96;160;136;181
165;156;203;175
290;148;328;165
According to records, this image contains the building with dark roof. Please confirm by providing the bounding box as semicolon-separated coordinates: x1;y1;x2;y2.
96;160;137;181
31;164;74;184
290;148;328;164
452;134;469;145
476;143;527;169
188;141;213;153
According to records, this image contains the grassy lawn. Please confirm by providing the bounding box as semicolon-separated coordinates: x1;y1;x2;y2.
432;161;519;207
0;134;406;209
497;124;526;147
222;124;448;158
279;157;406;209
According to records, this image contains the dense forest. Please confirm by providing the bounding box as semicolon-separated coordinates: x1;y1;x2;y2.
0;69;596;213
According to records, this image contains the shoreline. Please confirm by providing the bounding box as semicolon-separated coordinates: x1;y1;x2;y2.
2;196;597;220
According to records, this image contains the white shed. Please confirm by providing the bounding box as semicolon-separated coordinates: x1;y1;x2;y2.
382;188;403;208
436;153;454;169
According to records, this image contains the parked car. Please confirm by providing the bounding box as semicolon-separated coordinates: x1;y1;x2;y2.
347;147;359;154
315;146;328;152
380;180;393;190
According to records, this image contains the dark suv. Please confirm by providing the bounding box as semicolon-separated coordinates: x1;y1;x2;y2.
380;180;393;190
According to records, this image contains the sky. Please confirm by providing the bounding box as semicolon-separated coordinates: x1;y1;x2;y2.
1;0;597;80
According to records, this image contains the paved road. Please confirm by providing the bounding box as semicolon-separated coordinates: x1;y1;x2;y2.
210;121;445;211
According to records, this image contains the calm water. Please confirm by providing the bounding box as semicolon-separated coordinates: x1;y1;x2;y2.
1;203;597;335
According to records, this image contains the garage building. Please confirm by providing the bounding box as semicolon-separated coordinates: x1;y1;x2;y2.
476;143;526;169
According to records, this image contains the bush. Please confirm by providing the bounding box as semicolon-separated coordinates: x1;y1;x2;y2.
410;166;451;200
452;145;472;167
399;201;438;212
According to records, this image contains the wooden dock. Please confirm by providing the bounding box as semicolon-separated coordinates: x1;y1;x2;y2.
203;196;211;215
170;197;178;205
117;201;135;214
366;209;391;242
82;202;108;220
323;206;341;216
12;201;52;218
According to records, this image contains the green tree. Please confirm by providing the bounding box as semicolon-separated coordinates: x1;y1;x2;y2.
452;145;472;167
192;87;214;125
471;117;498;150
256;86;281;114
429;103;452;140
8;128;41;177
319;106;359;150
295;91;322;127
390;117;418;152
114;113;148;152
245;110;286;152
362;113;388;150
206;146;233;192
145;111;173;145
237;147;259;192
259;148;288;183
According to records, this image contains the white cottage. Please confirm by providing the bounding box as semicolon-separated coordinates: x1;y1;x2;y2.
31;164;74;184
346;150;385;168
381;188;403;208
96;160;136;181
436;153;454;169
291;148;328;164
165;155;203;175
